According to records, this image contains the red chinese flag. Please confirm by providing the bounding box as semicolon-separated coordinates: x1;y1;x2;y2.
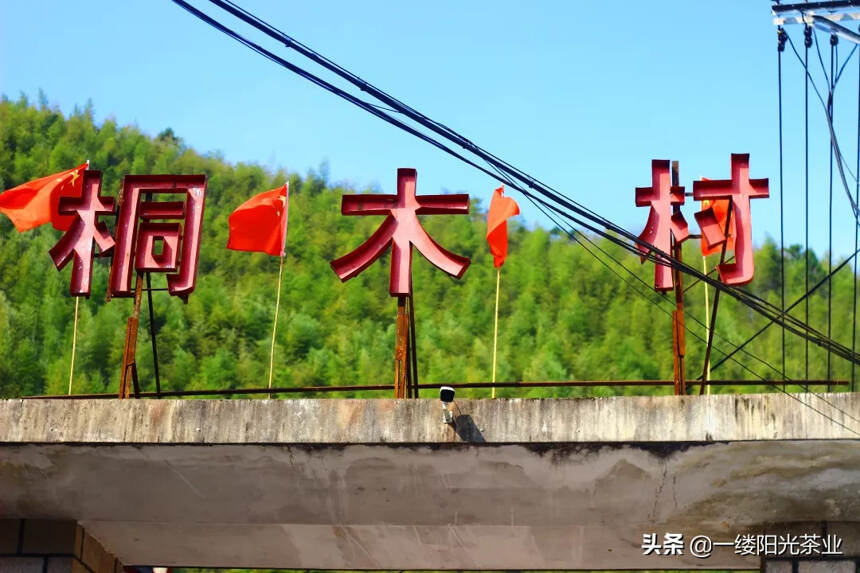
700;198;735;256
486;185;520;268
0;163;87;232
226;183;289;256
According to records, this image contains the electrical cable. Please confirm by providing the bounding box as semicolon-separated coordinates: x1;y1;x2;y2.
805;24;812;382
828;35;836;382
778;27;788;384
787;29;860;227
200;0;855;334
854;23;860;391
171;0;860;436
172;0;860;369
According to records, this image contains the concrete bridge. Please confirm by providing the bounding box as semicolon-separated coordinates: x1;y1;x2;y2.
0;393;858;571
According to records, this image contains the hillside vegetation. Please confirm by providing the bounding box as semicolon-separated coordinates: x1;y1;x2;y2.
0;95;855;398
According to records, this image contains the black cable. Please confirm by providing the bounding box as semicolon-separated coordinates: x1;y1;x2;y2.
709;249;860;375
172;0;860;368
835;43;857;84
529;189;860;435
787;31;860;226
828;35;836;383
854;24;860;392
778;27;787;385
202;0;847;331
805;24;811;382
491;154;796;385
171;0;860;435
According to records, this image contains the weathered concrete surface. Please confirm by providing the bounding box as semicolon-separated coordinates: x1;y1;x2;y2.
0;393;858;569
2;392;858;443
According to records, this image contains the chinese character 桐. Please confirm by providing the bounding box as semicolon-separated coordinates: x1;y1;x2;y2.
108;174;207;300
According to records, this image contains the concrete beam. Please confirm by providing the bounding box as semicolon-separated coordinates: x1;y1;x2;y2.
0;393;858;569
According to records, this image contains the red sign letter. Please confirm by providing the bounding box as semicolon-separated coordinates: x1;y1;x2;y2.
330;168;470;295
635;160;689;291
49;170;115;296
693;154;769;286
108;175;206;299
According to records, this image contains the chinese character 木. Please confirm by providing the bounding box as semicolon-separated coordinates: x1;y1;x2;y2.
330;168;470;295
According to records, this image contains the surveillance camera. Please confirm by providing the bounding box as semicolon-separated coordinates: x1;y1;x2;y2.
440;386;455;403
440;386;455;424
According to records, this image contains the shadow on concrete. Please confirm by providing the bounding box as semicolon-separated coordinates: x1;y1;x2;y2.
454;414;485;442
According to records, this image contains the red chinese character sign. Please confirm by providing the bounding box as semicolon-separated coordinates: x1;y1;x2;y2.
108;175;207;300
49;170;116;297
330;168;470;295
693;154;769;286
635;160;689;291
635;155;769;289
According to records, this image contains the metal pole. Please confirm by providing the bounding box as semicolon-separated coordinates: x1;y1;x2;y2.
702;255;711;394
394;295;408;398
671;161;686;395
407;292;419;398
119;272;144;399
68;297;79;395
143;187;162;397
268;254;285;397
700;199;734;395
145;273;161;397
492;267;501;397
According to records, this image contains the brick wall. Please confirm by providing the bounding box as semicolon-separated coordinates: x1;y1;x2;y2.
0;520;123;573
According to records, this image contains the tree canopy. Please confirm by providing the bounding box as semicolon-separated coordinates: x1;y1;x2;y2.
0;94;855;399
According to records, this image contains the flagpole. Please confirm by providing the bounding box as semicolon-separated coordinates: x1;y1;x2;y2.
269;254;285;395
68;297;79;395
68;158;89;396
267;183;289;397
492;267;501;398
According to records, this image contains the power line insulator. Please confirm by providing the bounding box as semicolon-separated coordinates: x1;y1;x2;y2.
778;27;787;51
804;25;813;48
830;33;838;46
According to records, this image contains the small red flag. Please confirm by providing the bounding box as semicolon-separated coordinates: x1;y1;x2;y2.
486;185;520;268
226;183;289;256
699;198;735;256
0;163;87;232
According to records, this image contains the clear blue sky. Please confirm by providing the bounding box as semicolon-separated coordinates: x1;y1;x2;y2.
1;1;858;258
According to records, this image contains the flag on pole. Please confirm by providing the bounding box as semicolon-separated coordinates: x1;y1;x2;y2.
486;185;520;268
0;163;87;231
699;198;735;256
226;183;289;256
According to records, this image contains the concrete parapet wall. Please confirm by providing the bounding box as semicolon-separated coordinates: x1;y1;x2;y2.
1;392;858;444
1;394;857;569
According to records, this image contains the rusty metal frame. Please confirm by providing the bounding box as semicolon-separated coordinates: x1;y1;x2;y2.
26;379;849;400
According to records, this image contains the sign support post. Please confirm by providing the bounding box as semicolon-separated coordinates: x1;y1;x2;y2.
394;295;409;398
671;161;687;395
119;272;144;399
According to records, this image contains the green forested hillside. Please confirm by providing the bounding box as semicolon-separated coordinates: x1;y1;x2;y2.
0;95;856;398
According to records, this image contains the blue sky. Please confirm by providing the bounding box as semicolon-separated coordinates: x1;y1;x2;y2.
1;1;858;258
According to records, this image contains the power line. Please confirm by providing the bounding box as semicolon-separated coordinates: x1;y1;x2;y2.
179;0;860;368
171;0;860;436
